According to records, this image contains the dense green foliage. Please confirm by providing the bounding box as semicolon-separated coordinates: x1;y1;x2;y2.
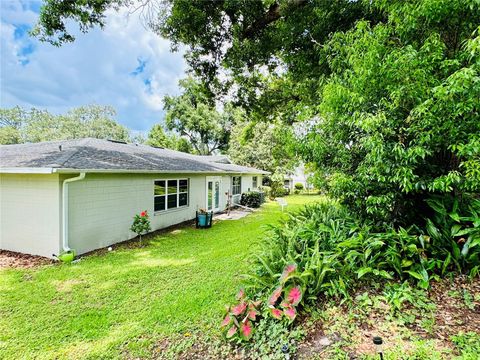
301;19;480;224
0;105;130;144
240;191;265;208
248;198;479;302
146;123;193;153
228;120;296;174
163;77;237;155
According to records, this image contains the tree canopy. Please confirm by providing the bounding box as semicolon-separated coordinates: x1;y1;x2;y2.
146;123;193;153
0;105;130;144
228;119;296;174
163;77;236;155
35;0;480;225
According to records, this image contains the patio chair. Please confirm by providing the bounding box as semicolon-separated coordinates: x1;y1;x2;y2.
276;198;288;212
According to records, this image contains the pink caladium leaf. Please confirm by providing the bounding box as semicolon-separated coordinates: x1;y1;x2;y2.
231;302;247;316
268;286;283;305
283;306;297;321
247;309;257;321
236;288;245;300
286;286;303;306
226;325;237;338
270;307;283;320
240;320;253;340
280;263;297;282
221;313;231;328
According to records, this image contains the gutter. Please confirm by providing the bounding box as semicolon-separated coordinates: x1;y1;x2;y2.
61;172;86;253
52;168;270;175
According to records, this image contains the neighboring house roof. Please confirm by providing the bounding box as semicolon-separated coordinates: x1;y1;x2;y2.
0;138;269;175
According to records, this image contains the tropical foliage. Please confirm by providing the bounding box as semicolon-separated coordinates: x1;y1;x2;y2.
227;196;479;344
221;264;304;342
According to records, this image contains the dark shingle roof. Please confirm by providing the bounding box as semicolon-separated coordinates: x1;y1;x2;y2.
0;138;268;174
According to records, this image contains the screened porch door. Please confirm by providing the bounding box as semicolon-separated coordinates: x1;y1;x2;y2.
206;176;221;212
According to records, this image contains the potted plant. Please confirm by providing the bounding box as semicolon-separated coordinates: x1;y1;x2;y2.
196;208;213;228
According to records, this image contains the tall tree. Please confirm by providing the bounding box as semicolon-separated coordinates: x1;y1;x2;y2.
0;106;26;144
146;123;193;153
228;119;296;174
34;0;371;117
163;77;234;155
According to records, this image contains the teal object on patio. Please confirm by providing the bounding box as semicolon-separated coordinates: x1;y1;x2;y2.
196;211;213;228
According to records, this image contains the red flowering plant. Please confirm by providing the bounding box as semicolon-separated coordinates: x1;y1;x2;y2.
130;210;151;244
221;289;260;341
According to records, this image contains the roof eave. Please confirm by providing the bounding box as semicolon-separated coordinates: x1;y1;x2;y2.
0;167;269;175
52;168;268;175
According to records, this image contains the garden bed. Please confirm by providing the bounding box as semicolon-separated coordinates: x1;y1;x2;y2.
0;250;54;269
296;276;480;359
133;276;480;359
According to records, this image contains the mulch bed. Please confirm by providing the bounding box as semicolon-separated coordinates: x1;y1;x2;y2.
297;276;480;359
427;275;480;339
0;250;54;269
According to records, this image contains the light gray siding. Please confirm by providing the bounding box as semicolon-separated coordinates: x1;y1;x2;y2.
67;173;210;255
0;173;61;258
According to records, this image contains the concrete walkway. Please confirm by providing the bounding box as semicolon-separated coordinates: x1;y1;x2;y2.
213;209;252;220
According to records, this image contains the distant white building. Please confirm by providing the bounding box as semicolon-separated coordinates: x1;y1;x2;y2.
284;164;313;191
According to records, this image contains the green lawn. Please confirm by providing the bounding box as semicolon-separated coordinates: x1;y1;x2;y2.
0;195;320;360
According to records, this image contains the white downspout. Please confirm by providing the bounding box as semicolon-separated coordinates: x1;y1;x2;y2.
62;173;86;253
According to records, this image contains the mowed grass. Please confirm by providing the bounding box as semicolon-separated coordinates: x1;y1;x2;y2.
0;195;320;359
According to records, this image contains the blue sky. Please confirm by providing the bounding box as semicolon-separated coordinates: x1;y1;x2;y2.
0;0;187;132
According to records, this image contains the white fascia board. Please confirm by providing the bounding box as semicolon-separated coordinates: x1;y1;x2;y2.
0;167;269;175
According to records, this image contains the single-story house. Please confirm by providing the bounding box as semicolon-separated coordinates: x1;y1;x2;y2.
0;138;268;259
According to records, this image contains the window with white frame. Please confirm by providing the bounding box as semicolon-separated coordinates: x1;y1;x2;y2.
252;176;258;189
154;179;189;212
232;176;241;195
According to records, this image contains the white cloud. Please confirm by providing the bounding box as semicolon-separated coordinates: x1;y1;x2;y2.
0;0;187;132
